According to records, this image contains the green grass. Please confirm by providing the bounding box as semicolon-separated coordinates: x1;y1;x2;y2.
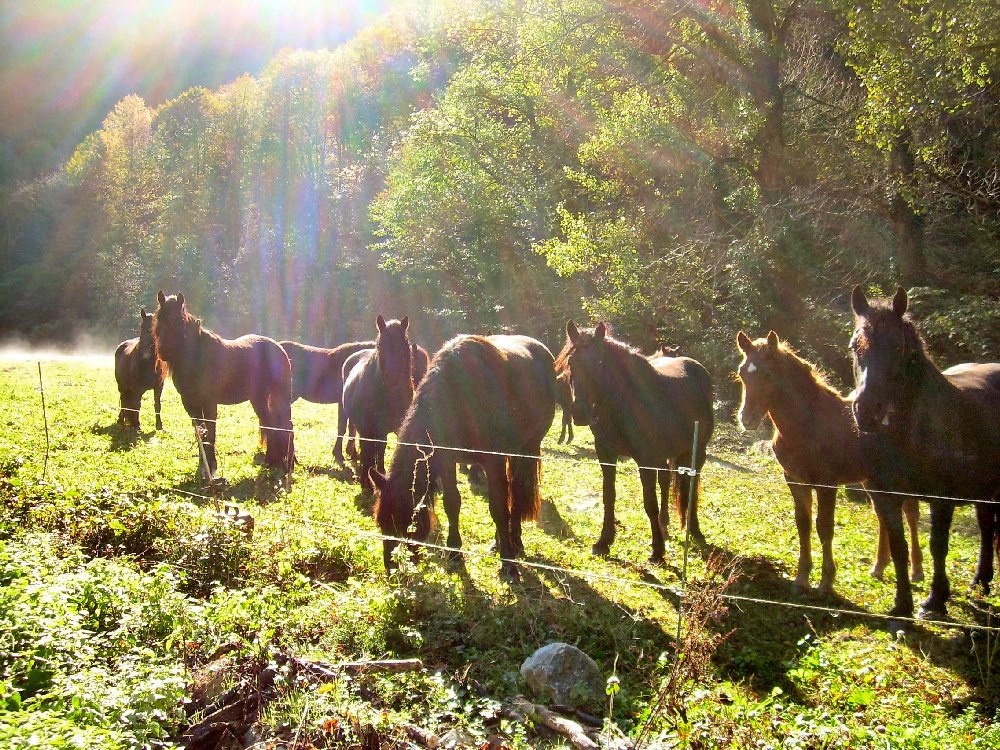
2;353;1000;748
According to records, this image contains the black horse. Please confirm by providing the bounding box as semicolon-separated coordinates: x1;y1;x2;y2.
371;334;556;581
556;321;714;561
850;286;1000;619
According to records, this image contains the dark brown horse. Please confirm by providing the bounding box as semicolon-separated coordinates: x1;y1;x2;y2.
851;286;1000;618
153;292;295;477
555;367;574;444
340;338;431;463
114;307;164;431
370;334;556;581
736;330;922;594
279;338;374;462
556;321;714;561
342;315;423;491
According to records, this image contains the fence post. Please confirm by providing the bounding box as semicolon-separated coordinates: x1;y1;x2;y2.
675;420;700;648
37;362;50;481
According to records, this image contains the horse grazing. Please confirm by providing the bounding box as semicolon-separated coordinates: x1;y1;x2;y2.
557;321;714;561
114;307;165;431
279;338;375;462
850;286;1000;618
370;334;556;581
341;315;422;491
736;330;922;594
153;292;295;477
555;367;574;444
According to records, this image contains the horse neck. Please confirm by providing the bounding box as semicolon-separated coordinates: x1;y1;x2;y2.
766;358;846;436
376;346;414;417
598;344;655;407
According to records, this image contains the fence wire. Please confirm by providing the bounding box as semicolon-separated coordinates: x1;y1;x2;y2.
9;359;1000;638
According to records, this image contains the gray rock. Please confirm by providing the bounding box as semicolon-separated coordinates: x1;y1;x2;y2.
520;642;605;712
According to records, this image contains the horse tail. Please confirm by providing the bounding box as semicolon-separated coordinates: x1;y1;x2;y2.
671;455;697;531
263;343;295;471
508;455;542;522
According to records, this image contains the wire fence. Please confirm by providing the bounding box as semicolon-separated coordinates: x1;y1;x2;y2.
9;359;1000;639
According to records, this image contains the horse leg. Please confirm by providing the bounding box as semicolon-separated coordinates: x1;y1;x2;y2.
871;493;890;581
358;435;377;493
593;445;617;557
870;492;913;618
439;460;463;560
484;457;519;581
971;502;997;595
558;412;567;444
675;449;706;545
903;497;923;582
920;501;954;618
815;485;837;595
333;405;348;464
122;388;141;430
788;479;814;593
153;383;163;431
346;421;359;461
657;469;672;540
640;467;664;563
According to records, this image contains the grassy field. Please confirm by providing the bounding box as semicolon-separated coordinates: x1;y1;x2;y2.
2;352;1000;748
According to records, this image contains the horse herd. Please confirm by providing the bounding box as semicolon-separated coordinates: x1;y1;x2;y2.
112;287;1000;624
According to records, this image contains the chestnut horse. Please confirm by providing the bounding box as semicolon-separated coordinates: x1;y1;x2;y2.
342;315;429;491
279;339;374;462
114;307;164;430
556;321;714;561
850;286;1000;619
371;334;556;581
153;292;295;477
736;330;922;594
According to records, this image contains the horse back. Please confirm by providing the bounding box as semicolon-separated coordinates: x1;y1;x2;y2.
204;334;290;406
410;334;555;454
649;356;714;438
281;339;374;402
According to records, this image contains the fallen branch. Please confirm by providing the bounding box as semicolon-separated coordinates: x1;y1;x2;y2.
291;656;423;682
403;723;442;748
512;697;599;750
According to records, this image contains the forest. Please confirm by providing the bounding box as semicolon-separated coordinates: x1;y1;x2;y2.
2;0;999;386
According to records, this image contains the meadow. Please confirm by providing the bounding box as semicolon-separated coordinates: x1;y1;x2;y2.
2;352;1000;748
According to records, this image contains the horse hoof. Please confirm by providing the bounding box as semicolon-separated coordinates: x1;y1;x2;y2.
910;571;924;584
869;567;885;581
592;543;611;558
917;604;947;620
817;582;834;597
792;581;810;596
648;553;665;565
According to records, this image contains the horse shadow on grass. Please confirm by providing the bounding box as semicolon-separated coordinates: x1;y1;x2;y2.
91;421;155;452
694;537;1000;707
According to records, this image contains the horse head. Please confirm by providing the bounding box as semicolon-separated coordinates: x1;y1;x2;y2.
138;306;155;354
153;291;191;364
563;320;610;426
735;330;780;430
375;314;413;387
850;285;922;432
370;452;432;572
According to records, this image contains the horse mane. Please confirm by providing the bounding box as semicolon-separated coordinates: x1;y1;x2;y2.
769;340;843;400
153;303;214;378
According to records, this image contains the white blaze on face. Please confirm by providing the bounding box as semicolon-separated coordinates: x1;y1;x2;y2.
882;414;890;426
857;367;868;391
746;362;757;374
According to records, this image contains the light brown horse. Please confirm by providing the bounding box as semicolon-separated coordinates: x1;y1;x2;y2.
114;307;164;431
736;331;922;594
153;292;294;477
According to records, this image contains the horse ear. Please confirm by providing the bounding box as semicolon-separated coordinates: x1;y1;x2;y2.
766;330;780;349
369;468;388;493
140;306;148;318
376;314;387;334
892;286;908;317
400;316;409;332
157;290;166;305
177;292;185;306
736;331;754;355
566;320;581;345
851;285;870;316
594;322;607;341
